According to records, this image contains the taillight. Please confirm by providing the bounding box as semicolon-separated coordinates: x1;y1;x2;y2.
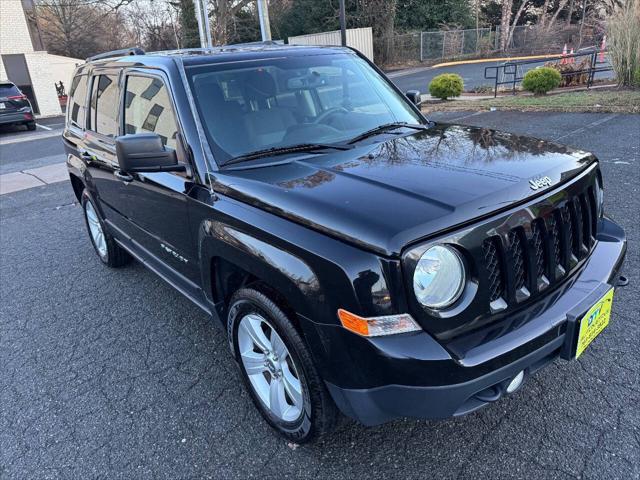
8;95;27;100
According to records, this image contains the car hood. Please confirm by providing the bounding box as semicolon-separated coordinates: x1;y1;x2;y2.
213;123;596;257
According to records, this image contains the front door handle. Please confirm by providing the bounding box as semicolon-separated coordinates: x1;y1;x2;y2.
80;150;93;160
114;170;134;183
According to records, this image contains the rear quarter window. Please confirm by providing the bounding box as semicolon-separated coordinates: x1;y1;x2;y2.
67;75;88;129
90;74;119;137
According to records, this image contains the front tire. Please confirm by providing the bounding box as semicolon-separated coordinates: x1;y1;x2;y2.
26;121;36;131
228;288;338;443
81;190;130;268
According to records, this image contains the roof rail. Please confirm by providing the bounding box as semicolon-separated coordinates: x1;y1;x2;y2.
86;47;145;62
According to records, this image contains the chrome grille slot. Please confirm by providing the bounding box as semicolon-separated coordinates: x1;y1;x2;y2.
482;237;504;302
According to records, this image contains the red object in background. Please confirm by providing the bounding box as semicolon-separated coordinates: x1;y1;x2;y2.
569;48;575;64
23;113;33;120
599;36;607;63
8;94;28;100
561;44;568;65
59;95;68;108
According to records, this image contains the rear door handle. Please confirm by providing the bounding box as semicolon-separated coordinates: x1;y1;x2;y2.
114;170;134;183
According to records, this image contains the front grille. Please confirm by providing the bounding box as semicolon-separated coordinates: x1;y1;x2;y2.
480;179;598;307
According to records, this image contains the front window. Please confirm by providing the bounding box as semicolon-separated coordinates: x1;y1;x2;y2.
186;53;423;165
124;75;178;149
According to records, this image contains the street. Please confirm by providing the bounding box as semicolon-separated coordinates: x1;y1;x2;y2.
1;111;638;479
388;59;615;93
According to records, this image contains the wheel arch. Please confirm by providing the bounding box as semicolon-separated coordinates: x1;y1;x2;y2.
199;221;323;326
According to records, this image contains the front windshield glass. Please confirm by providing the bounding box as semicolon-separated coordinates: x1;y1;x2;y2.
186;52;423;165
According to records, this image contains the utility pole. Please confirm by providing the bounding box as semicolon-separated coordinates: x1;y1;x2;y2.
257;0;272;42
339;0;347;46
193;0;212;48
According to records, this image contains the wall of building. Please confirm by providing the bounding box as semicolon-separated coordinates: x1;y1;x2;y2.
23;52;66;116
1;0;82;116
288;28;374;62
0;0;35;55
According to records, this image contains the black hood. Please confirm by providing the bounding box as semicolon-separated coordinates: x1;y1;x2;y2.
213;123;597;257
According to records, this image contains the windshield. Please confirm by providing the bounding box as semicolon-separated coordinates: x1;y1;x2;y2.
186;53;423;165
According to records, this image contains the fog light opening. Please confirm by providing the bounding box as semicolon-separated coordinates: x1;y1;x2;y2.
506;370;525;394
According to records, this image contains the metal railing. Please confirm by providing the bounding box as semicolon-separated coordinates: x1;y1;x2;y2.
484;48;613;97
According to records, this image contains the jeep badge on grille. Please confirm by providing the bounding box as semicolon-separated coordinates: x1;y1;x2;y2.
529;176;553;190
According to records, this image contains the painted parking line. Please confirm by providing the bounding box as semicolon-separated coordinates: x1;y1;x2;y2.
553;114;619;141
0;162;67;195
0;130;61;145
35;123;53;131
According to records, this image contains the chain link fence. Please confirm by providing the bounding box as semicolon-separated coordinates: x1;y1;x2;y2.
379;25;603;67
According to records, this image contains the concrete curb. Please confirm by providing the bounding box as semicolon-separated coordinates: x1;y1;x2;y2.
431;53;564;68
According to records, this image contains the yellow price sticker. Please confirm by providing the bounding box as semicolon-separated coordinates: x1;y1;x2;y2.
576;288;614;358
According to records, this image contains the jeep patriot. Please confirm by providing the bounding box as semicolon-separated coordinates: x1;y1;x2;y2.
63;44;627;442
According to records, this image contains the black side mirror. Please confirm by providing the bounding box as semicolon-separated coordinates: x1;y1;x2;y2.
115;133;185;173
405;90;422;106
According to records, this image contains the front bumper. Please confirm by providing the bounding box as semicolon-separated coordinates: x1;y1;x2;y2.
303;217;626;426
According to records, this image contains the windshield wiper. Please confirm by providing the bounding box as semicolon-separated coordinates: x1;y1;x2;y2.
223;143;353;167
347;122;428;145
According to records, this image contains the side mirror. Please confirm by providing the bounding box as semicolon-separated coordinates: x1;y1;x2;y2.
115;133;185;173
405;90;422;106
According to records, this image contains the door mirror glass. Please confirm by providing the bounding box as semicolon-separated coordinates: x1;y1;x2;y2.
115;133;182;173
405;90;422;106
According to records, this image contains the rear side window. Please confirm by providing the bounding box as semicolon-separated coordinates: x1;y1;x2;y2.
90;74;119;137
67;75;88;129
0;83;22;97
124;75;178;149
0;83;21;97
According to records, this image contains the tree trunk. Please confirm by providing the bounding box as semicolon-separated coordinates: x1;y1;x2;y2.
500;0;513;51
566;0;575;26
505;0;530;50
544;0;571;32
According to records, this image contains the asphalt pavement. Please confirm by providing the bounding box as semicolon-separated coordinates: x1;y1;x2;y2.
0;112;638;479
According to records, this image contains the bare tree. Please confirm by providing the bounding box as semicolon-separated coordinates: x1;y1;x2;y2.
35;0;133;58
127;0;180;51
208;0;254;45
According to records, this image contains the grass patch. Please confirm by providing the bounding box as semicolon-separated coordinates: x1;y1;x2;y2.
423;89;640;113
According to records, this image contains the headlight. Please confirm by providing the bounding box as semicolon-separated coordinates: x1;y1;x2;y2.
413;245;465;309
595;177;604;217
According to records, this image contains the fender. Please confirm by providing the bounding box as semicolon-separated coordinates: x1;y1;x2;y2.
198;219;324;323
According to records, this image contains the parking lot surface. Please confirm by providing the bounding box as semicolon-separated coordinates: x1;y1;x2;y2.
1;112;638;479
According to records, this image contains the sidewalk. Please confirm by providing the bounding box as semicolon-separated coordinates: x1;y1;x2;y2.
0;162;68;195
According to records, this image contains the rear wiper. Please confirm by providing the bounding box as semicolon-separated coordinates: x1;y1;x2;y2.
347;122;428;145
222;143;353;167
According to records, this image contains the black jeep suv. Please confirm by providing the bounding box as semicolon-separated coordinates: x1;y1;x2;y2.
64;45;626;442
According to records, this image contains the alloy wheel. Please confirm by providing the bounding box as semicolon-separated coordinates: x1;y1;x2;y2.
237;313;304;422
85;201;107;257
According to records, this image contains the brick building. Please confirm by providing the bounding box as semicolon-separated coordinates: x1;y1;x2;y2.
1;0;81;116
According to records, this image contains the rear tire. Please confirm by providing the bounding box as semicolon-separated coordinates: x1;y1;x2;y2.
26;121;36;131
228;288;338;443
81;189;131;268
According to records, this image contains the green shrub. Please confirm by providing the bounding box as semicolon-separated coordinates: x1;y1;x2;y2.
522;67;562;95
429;73;464;100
